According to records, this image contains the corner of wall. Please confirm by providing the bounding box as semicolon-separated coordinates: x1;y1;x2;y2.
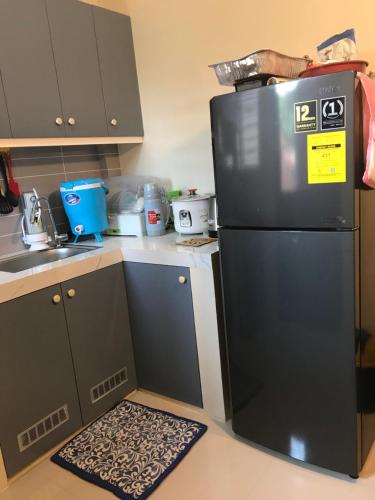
0;448;8;493
118;143;143;175
79;0;130;15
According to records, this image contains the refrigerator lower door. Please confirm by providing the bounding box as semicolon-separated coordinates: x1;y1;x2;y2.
220;228;360;475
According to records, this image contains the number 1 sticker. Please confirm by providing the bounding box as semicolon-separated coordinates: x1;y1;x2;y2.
321;96;346;130
294;100;317;133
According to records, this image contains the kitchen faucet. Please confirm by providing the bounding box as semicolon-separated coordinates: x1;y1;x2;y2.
31;195;68;247
21;190;68;250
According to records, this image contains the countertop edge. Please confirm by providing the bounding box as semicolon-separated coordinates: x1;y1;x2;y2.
0;235;218;304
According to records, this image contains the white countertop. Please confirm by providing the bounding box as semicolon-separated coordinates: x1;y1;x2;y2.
0;232;219;304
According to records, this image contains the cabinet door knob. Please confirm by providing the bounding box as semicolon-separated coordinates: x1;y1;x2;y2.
52;294;61;304
55;116;64;126
178;276;187;284
110;118;118;126
67;117;76;126
67;289;76;298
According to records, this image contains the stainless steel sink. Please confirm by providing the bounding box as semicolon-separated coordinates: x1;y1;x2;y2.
0;245;98;273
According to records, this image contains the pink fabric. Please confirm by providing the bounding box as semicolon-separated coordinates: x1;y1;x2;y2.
358;73;375;188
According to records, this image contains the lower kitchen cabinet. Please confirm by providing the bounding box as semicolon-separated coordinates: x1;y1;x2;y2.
61;264;137;425
0;263;136;477
124;262;203;407
0;285;82;477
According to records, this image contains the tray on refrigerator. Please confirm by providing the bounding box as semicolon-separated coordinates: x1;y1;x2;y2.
210;49;311;86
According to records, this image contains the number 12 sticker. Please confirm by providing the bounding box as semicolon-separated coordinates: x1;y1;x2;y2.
294;100;318;133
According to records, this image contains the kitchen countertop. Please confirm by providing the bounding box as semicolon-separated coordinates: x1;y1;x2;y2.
0;232;219;304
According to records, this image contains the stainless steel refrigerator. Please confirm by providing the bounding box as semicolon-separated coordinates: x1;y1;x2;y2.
210;71;375;477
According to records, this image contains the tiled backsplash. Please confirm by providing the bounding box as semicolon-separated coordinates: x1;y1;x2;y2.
0;145;121;257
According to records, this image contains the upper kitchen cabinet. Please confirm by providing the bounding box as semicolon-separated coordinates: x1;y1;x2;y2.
0;73;11;137
0;0;65;138
93;7;144;137
46;0;108;137
0;0;143;144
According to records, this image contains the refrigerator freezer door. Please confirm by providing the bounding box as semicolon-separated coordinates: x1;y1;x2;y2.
220;228;360;475
211;72;358;229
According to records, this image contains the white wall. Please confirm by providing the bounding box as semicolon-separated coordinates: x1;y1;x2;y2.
85;0;375;193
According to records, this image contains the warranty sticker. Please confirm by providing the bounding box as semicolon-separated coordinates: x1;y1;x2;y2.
294;100;317;133
307;131;346;184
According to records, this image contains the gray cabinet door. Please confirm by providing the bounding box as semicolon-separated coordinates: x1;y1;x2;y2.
0;73;11;137
61;264;137;425
124;263;203;407
46;0;108;137
93;7;144;136
0;285;82;477
0;0;65;138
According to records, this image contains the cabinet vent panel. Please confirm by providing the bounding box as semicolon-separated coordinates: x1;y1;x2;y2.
90;367;128;404
17;404;69;452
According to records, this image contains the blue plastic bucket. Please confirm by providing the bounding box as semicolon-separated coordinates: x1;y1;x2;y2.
60;178;109;243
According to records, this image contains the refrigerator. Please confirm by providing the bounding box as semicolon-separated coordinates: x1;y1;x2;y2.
210;71;375;477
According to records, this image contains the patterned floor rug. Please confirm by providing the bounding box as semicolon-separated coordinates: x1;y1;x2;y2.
51;399;207;499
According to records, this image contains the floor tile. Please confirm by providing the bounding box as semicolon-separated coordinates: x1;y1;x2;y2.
2;390;375;500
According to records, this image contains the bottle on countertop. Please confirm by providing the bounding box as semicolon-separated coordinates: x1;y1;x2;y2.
144;183;170;237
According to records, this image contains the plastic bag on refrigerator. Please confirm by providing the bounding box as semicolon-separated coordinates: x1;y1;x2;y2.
317;28;357;61
358;73;375;188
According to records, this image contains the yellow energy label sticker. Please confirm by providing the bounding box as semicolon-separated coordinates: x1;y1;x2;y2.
307;131;346;184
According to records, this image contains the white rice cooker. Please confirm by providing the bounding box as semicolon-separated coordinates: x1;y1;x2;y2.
172;189;210;234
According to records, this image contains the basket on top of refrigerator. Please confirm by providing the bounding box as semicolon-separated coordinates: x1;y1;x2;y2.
210;49;311;87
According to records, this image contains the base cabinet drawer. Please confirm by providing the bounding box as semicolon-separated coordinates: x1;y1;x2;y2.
124;262;203;407
0;285;82;477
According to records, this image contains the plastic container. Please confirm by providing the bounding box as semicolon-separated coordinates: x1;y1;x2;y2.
299;60;368;78
144;183;170;237
105;175;147;214
60;178;108;243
